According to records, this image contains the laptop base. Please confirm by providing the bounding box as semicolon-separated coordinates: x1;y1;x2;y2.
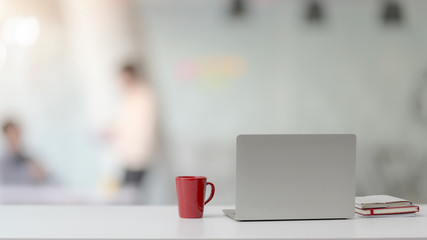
223;209;240;221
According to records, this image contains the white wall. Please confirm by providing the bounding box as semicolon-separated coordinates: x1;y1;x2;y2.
142;0;427;203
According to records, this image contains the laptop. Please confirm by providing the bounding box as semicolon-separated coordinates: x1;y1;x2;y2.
224;134;356;221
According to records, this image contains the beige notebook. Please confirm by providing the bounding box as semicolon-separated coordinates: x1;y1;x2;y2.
355;195;412;209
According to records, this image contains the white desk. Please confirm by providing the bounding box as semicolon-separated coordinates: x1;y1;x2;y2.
0;205;425;239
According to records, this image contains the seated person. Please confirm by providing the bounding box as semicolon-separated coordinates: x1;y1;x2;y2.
0;120;47;185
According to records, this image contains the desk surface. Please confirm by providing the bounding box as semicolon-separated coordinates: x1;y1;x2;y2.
0;205;425;240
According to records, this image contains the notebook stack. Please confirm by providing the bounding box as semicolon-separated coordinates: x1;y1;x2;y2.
355;195;419;216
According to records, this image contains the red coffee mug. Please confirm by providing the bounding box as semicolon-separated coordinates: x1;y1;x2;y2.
176;176;215;218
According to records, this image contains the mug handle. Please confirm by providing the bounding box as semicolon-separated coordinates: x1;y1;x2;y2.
204;182;215;205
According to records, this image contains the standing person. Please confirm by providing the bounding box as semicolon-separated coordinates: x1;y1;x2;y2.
113;64;157;190
0;120;47;185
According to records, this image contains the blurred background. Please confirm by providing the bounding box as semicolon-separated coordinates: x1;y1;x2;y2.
0;0;427;204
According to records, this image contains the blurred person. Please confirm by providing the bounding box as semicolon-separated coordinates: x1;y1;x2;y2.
112;64;157;192
0;120;47;185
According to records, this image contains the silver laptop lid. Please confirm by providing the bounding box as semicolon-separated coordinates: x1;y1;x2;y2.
235;134;356;220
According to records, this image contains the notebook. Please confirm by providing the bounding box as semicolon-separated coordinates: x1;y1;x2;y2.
355;212;417;218
355;195;412;209
355;205;419;216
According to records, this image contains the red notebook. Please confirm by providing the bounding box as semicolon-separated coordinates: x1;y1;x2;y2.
355;205;419;216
